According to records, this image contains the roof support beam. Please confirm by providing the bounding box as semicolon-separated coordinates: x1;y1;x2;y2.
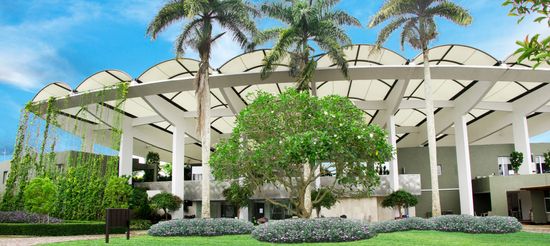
220;88;246;114
399;81;495;147
38;65;550;111
371;79;410;127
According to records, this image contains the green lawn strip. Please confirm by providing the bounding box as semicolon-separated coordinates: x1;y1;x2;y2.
47;231;550;246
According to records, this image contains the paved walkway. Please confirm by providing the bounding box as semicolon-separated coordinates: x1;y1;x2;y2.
0;231;147;246
522;224;550;234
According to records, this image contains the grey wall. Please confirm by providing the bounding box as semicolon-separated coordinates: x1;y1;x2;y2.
396;143;550;218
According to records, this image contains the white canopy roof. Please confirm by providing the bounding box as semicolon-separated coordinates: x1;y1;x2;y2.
31;44;550;162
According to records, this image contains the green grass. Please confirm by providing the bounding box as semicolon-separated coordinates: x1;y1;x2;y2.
48;231;550;245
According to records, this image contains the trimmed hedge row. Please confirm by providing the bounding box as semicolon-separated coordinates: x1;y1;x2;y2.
148;218;255;236
252;218;376;243
0;211;62;224
0;222;125;236
370;215;522;234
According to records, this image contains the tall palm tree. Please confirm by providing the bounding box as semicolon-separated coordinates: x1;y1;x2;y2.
368;0;472;217
147;0;258;219
253;0;360;218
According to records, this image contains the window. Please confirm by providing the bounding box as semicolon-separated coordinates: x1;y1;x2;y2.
498;156;513;176
545;191;550;213
2;171;7;184
437;164;442;176
534;156;547;174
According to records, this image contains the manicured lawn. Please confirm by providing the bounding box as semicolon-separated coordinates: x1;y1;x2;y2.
49;231;550;245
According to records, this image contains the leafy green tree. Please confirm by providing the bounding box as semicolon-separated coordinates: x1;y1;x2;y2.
504;0;550;68
381;190;418;218
23;177;57;222
147;0;258;218
102;176;133;209
211;89;394;218
150;192;183;220
222;182;253;218
311;188;337;218
254;0;360;91
145;152;160;181
368;0;472;217
510;151;524;174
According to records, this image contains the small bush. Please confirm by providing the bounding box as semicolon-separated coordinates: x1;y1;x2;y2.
130;219;152;230
0;211;62;224
370;215;521;234
370;217;434;233
148;218;254;236
431;215;522;233
252;218;376;243
0;222;125;236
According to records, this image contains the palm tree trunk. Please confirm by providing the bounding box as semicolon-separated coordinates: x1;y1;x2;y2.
303;162;312;218
423;50;441;217
199;67;211;219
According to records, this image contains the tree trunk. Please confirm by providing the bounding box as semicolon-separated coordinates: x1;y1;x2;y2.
423;50;442;217
303;162;312;218
199;65;211;219
397;205;402;218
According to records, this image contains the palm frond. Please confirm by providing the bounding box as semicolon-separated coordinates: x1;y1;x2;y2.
261;28;297;79
260;1;293;24
427;1;472;26
368;0;416;28
373;16;409;50
146;0;185;39
175;18;203;56
325;10;361;27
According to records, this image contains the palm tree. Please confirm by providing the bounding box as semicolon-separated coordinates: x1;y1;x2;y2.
253;0;360;218
255;0;360;91
147;0;258;219
368;0;472;217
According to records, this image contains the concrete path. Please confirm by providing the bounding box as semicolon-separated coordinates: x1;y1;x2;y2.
522;224;550;234
0;231;146;246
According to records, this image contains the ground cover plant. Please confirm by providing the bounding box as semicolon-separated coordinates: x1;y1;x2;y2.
148;218;255;237
0;211;62;224
252;218;376;243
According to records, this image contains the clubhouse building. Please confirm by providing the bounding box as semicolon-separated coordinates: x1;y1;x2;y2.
2;44;550;223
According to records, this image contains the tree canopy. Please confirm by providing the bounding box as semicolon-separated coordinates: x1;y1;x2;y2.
150;192;183;220
312;188;338;217
23;177;57;219
381;190;418;218
210;89;394;218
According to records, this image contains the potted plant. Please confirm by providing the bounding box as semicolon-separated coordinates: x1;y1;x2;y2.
381;190;418;219
510;151;524;175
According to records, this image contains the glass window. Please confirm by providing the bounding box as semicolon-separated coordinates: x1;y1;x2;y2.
498;157;513;176
545;191;550;213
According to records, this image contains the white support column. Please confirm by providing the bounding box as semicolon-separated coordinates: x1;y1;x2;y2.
512;113;533;175
454;115;474;215
118;119;133;181
172;122;186;219
387;116;399;191
314;166;321;189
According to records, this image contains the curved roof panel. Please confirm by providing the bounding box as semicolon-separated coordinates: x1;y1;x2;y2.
32;82;72;102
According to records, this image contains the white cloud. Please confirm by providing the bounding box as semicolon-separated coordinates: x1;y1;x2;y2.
0;1;101;91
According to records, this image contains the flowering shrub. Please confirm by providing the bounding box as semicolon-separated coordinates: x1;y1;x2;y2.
148;218;254;236
252;218;376;243
0;211;62;224
370;217;434;233
370;215;521;234
431;215;522;234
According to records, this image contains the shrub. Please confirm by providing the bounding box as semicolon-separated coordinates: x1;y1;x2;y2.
130;188;152;219
150;192;182;220
0;211;62;224
23;177;57;220
130;219;152;230
370;217;434;233
102;176;132;209
148;218;254;236
370;215;521;234
431;215;522;233
0;222;125;236
252;218;376;243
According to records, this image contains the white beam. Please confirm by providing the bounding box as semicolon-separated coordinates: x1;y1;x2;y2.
454;115;474;215
220;88;246;114
398;100;455;110
513;84;550;115
41;65;550;111
371;79;410;127
353;100;386;110
132;115;165;126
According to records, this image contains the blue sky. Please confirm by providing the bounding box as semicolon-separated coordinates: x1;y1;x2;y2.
0;0;549;160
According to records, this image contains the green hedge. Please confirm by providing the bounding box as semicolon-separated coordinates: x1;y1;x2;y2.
0;222;126;236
